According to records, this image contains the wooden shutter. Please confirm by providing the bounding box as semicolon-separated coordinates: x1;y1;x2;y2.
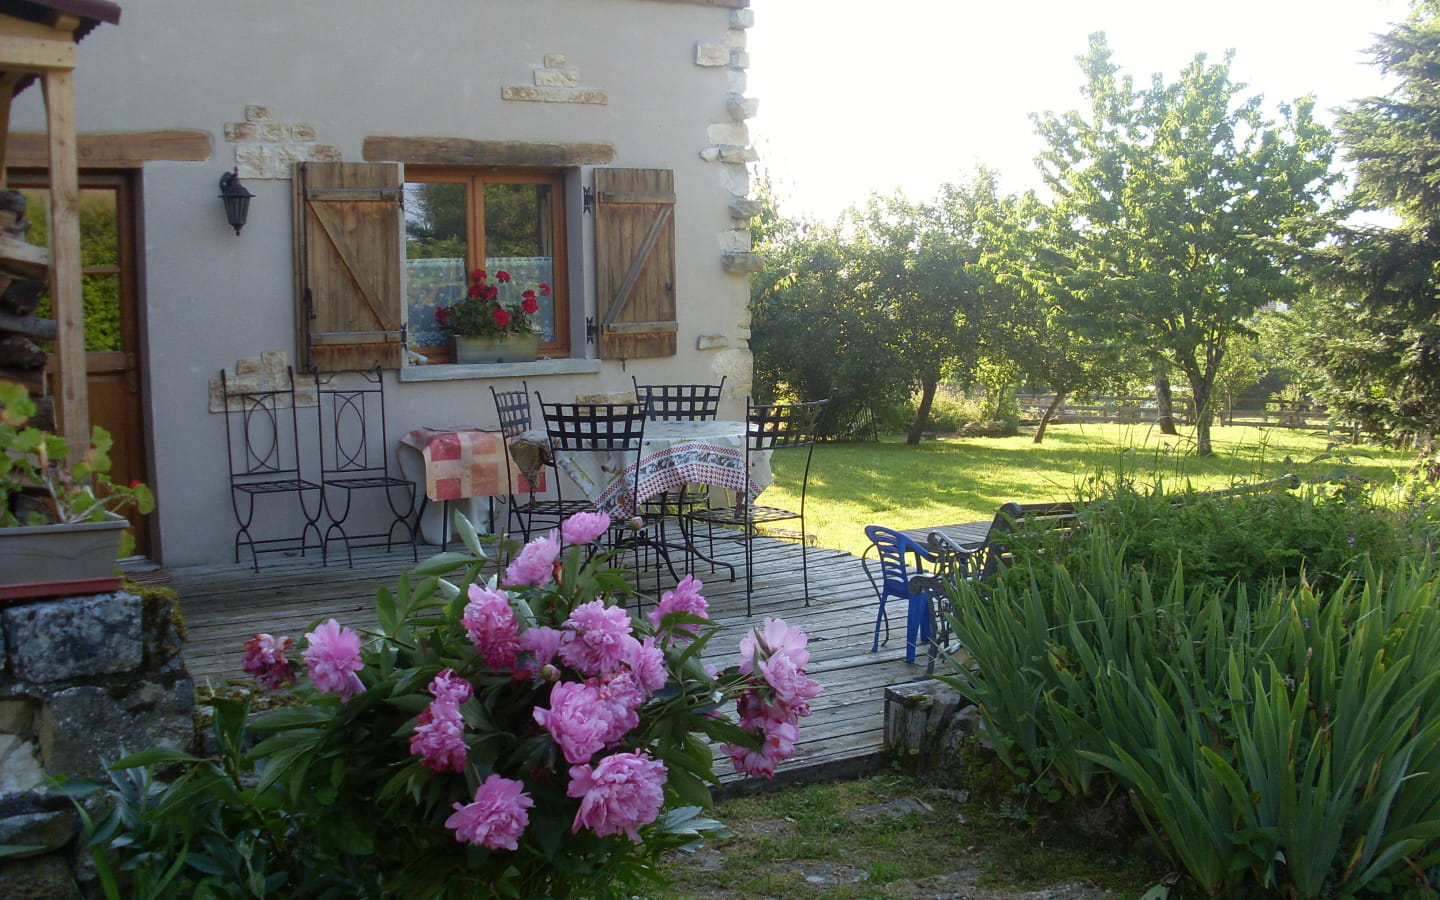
294;162;404;372
595;168;677;359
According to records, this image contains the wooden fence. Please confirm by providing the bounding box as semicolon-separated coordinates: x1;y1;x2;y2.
1015;394;1330;429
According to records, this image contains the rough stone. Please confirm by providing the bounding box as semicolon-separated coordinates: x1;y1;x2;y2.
0;699;33;736
726;69;746;94
0;852;76;899
729;198;764;220
725;28;747;49
38;679;195;779
706;122;749;146
260;123;290;143
719;162;749;197
727;94;759;121
4;594;143;682
719;228;752;253
273;143;309;176
695;43;730;67
308;144;344;162
290;122;318;142
224;121;259;142
244;104;274;123
501;85;607;105
696;333;729;351
721;252;764;275
534;67;580;87
730;50;750;69
0;810;75;857
0;734;44;795
730;8;755;28
234;144;272;179
543;53;567;68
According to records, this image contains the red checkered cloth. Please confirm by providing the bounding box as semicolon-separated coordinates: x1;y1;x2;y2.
399;427;541;502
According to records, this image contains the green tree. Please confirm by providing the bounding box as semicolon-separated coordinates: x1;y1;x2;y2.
749;171;1015;443
1310;1;1440;449
1034;34;1340;455
985;191;1134;442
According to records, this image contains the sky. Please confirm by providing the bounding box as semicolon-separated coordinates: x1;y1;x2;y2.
745;0;1414;222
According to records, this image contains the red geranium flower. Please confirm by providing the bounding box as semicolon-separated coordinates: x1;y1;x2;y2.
491;307;511;328
495;270;511;284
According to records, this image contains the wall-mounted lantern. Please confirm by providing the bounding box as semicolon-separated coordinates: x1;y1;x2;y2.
219;169;254;236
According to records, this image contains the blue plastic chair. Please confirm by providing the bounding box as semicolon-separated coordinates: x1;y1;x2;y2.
863;524;939;662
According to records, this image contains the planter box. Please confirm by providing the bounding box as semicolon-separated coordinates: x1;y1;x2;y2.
0;514;128;601
452;333;540;364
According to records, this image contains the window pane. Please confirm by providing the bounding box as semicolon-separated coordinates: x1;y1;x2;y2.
486;183;556;342
404;181;468;348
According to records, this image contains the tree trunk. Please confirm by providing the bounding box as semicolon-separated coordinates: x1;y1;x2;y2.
907;377;938;446
1155;372;1179;435
1190;373;1216;457
1034;389;1066;444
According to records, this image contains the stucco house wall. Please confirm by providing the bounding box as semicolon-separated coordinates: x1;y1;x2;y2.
8;0;759;566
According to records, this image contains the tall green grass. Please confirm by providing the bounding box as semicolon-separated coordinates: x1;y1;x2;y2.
760;424;1412;557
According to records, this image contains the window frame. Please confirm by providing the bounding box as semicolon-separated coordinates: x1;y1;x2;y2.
404;165;571;362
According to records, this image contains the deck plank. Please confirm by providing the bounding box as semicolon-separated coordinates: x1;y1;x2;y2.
168;529;949;786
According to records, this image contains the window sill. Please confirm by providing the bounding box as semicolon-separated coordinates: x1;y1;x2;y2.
399;357;602;383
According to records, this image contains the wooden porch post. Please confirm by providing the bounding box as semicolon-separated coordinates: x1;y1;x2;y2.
41;65;85;448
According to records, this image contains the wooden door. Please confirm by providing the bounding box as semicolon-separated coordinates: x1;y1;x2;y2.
16;172;149;555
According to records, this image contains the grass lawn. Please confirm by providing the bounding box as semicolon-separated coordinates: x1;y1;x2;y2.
758;422;1415;558
649;774;1153;899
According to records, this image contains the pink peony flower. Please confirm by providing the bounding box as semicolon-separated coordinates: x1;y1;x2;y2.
738;617;811;673
242;633;295;690
410;703;469;772
505;532;560;587
623;636;668;696
560;511;612;546
446;774;534;850
303;619;365;699
646;574;710;641
462;585;521;669
559;600;637;676
534;680;610;764
593;671;644;743
725;718;800;779
567;751;667;841
758;652;823;718
428;668;475;706
517;625;563;676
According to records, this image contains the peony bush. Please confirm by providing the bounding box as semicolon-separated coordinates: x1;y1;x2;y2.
70;514;821;899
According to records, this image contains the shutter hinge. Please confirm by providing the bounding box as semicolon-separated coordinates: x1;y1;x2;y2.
585;316;597;344
583;186;594;214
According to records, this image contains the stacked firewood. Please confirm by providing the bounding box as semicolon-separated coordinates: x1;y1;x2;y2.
0;190;53;428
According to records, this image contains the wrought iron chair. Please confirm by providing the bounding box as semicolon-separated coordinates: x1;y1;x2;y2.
491;381;591;540
862;524;941;662
536;395;679;589
220;365;323;571
630;376;726;562
312;366;418;567
685;397;828;615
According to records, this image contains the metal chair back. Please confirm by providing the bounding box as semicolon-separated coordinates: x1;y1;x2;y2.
631;377;726;422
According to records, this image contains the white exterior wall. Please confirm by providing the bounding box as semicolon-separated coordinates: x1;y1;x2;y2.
9;0;758;565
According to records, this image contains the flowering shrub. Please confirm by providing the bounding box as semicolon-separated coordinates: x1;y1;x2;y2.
435;267;548;339
74;514;821;899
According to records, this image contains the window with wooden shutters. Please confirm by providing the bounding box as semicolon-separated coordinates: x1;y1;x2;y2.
294;162;404;372
595;168;677;359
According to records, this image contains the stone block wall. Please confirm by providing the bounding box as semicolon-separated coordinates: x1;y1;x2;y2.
0;590;194;898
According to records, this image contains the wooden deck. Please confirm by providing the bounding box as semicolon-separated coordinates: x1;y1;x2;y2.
163;531;944;790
